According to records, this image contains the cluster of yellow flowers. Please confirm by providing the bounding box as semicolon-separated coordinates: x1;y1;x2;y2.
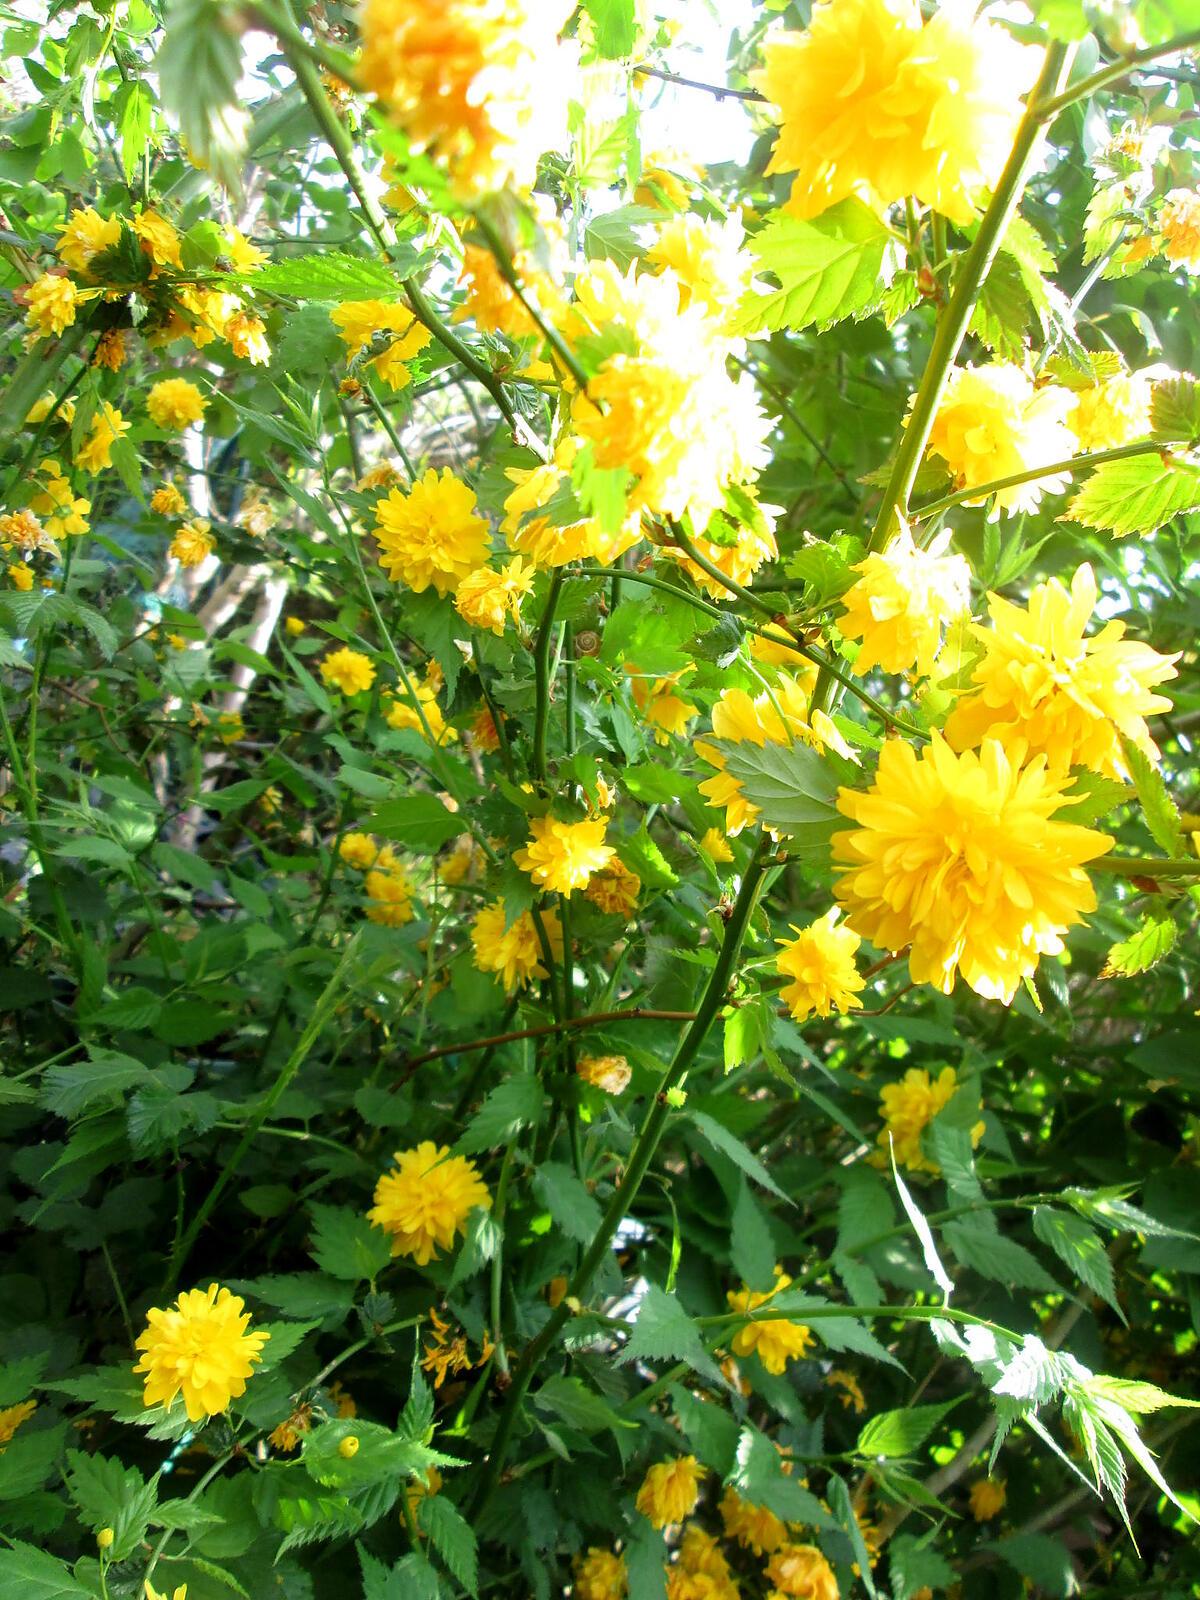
471;897;564;992
339;832;415;926
331;297;432;392
876;1065;984;1173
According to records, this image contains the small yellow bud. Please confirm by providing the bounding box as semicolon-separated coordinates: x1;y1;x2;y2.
666;1086;687;1107
339;1434;360;1459
97;1527;115;1550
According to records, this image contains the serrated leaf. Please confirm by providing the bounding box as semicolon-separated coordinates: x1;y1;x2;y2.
457;1072;544;1154
42;1050;151;1118
1101;914;1177;978
65;1450;156;1561
1151;374;1200;442
889;1532;958;1599
990;1532;1078;1597
711;738;842;841
945;1218;1060;1292
1063;450;1200;536
614;1284;724;1386
1120;736;1186;857
0;1542;92;1600
155;0;246;192
1032;1208;1121;1314
253;252;402;300
531;1161;604;1244
1061;770;1132;827
532;1374;633;1437
688;1109;792;1205
365;794;462;852
308;1203;393;1282
419;1493;478;1594
737;200;894;335
856;1397;961;1460
731;1179;776;1292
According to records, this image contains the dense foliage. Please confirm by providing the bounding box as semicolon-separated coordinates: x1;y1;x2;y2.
1;2;1198;1598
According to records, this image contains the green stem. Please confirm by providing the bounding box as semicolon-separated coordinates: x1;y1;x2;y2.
1090;857;1200;877
532;569;565;786
470;836;772;1517
473;212;590;389
914;437;1187;522
669;522;783;625
490;1146;516;1377
1035;30;1200;121
360;385;416;481
164;934;362;1289
865;40;1076;557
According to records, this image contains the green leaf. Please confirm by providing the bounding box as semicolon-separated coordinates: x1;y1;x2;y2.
308;1203;393;1282
115;80;153;179
829;1473;877;1599
365;794;462;852
888;1532;958;1599
729;1423;835;1527
736;200;894;335
1084;1375;1200;1415
945;1218;1060;1292
688;1109;793;1205
1033;1207;1121;1313
65;1449;157;1561
458;1073;544;1154
0;1542;92;1600
0;1355;45;1408
42;1049;151;1118
583;204;661;270
1064;1187;1200;1241
1151;374;1200;442
990;1532;1078;1597
303;1417;458;1493
731;1180;776;1293
614;1285;724;1387
531;1161;604;1244
532;1374;633;1437
254;252;407;300
1061;770;1132;827
669;1385;741;1475
855;1398;961;1460
1101;913;1177;978
155;0;246;192
419;1494;479;1594
711;738;843;842
1063;450;1200;536
1119;736;1186;857
583;0;637;56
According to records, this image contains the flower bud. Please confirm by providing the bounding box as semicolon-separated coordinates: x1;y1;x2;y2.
97;1528;115;1550
339;1434;360;1459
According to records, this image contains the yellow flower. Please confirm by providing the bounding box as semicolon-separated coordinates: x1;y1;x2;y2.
223;227;266;272
877;1065;982;1173
453;241;559;338
626;662;698;745
1068;371;1153;451
514;814;615;896
258;785;282;815
700;826;734;864
968;1476;1007;1521
583;857;641;918
635;1456;703;1528
320;647;376;696
471;898;563;992
375;468;491;596
368;1141;491;1265
7;562;34;591
438;835;483;886
167;634;188;652
134;209;183;269
645;212;754;330
471;705;502;752
776;910;865;1021
93;329;127;371
96;1528;114;1550
365;864;415;926
834;734;1113;1003
454;557;535;634
57;206;121;274
1160;187;1200;273
697;673;857;836
634;150;703;211
133;1284;269;1422
268;1403;312;1452
839;523;969;677
340;832;381;869
236;485;276;538
502;436;642;569
944;564;1178;781
764;1542;839;1600
828;1368;866;1412
145;1583;188;1600
151;485;187;516
405;1464;443;1520
569;260;770;531
225;311;270;364
25;393;75;427
358;462;401;491
663;510;780;600
720;1486;789;1555
669;1526;739;1598
174;286;239;347
74;403;131;474
285;615;306;636
574;1547;628;1600
385;679;458;744
358;0;578;197
170;519;215;569
925;364;1078;518
753;0;1037;226
576;1054;632;1095
0;1398;37;1447
728;1267;814;1374
30;461;91;539
147;377;208;432
330;298;432;391
215;711;243;744
25;273;79;338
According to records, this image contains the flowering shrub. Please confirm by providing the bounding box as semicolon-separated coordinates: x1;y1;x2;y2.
1;2;1198;1599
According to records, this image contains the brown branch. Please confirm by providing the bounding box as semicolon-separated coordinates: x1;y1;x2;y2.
634;63;765;102
394;1007;698;1079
